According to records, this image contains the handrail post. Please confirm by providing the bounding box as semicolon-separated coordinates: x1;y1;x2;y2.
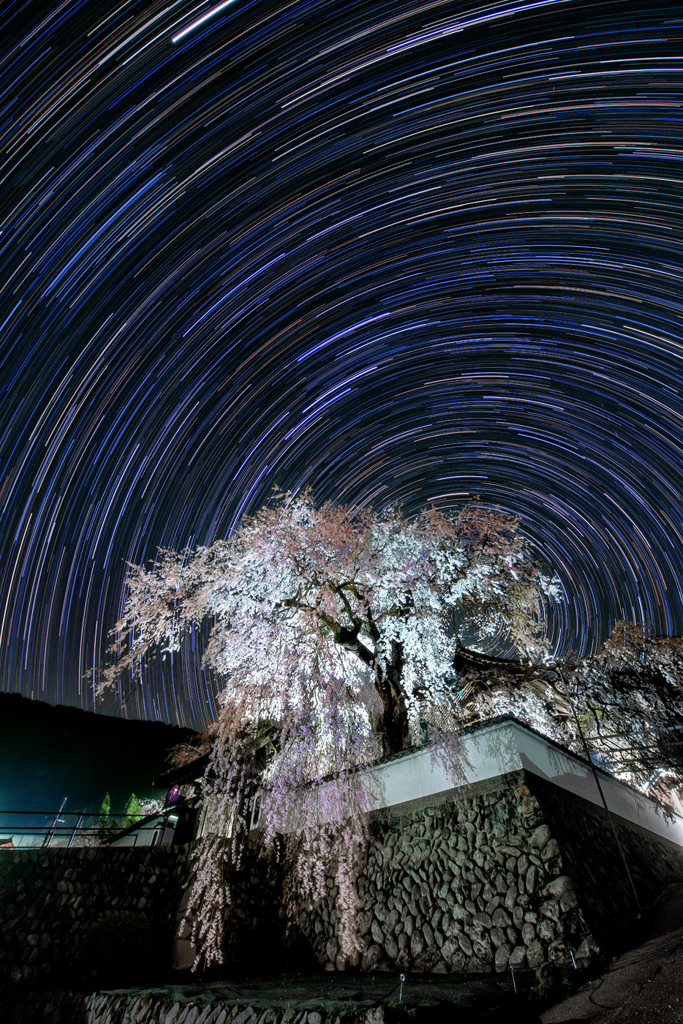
67;812;84;848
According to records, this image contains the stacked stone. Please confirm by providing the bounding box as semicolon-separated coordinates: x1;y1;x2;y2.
20;994;388;1024
83;995;236;1024
303;775;597;974
0;844;192;986
531;772;683;946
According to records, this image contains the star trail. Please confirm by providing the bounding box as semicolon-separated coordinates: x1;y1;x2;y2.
0;0;681;728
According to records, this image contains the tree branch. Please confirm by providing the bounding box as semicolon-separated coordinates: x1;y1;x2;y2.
335;584;362;629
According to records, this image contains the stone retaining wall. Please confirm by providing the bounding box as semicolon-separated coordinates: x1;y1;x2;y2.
295;769;683;974
0;844;193;989
531;773;683;942
3;769;683;992
3;992;394;1024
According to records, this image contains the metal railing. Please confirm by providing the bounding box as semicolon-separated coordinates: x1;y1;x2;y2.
0;807;177;849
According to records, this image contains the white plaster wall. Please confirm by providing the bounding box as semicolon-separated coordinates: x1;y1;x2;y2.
258;716;683;849
511;720;683;847
359;717;523;807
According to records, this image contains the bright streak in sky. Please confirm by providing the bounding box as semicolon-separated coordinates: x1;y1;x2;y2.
172;0;237;42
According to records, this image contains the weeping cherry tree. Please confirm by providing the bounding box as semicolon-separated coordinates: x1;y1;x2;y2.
100;491;561;967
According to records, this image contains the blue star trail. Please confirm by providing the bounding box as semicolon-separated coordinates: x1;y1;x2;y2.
0;0;681;727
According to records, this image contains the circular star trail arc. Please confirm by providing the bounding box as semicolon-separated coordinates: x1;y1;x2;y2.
0;0;681;727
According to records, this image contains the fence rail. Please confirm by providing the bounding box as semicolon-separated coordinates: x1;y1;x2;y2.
0;807;178;848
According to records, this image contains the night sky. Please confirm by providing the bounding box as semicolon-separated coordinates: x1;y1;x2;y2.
1;0;681;730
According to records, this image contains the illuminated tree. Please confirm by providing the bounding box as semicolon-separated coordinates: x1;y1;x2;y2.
98;792;111;832
102;491;559;757
565;622;683;787
449;620;683;790
100;491;561;968
97;791;116;840
122;793;142;830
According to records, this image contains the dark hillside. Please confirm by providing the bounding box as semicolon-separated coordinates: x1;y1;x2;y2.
0;692;197;816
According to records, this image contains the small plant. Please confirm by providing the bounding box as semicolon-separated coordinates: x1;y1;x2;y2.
531;976;551;1000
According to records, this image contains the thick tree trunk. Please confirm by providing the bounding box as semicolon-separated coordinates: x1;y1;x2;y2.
375;641;410;757
331;601;410;757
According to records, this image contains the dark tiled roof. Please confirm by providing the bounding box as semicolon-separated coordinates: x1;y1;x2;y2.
153;751;211;789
